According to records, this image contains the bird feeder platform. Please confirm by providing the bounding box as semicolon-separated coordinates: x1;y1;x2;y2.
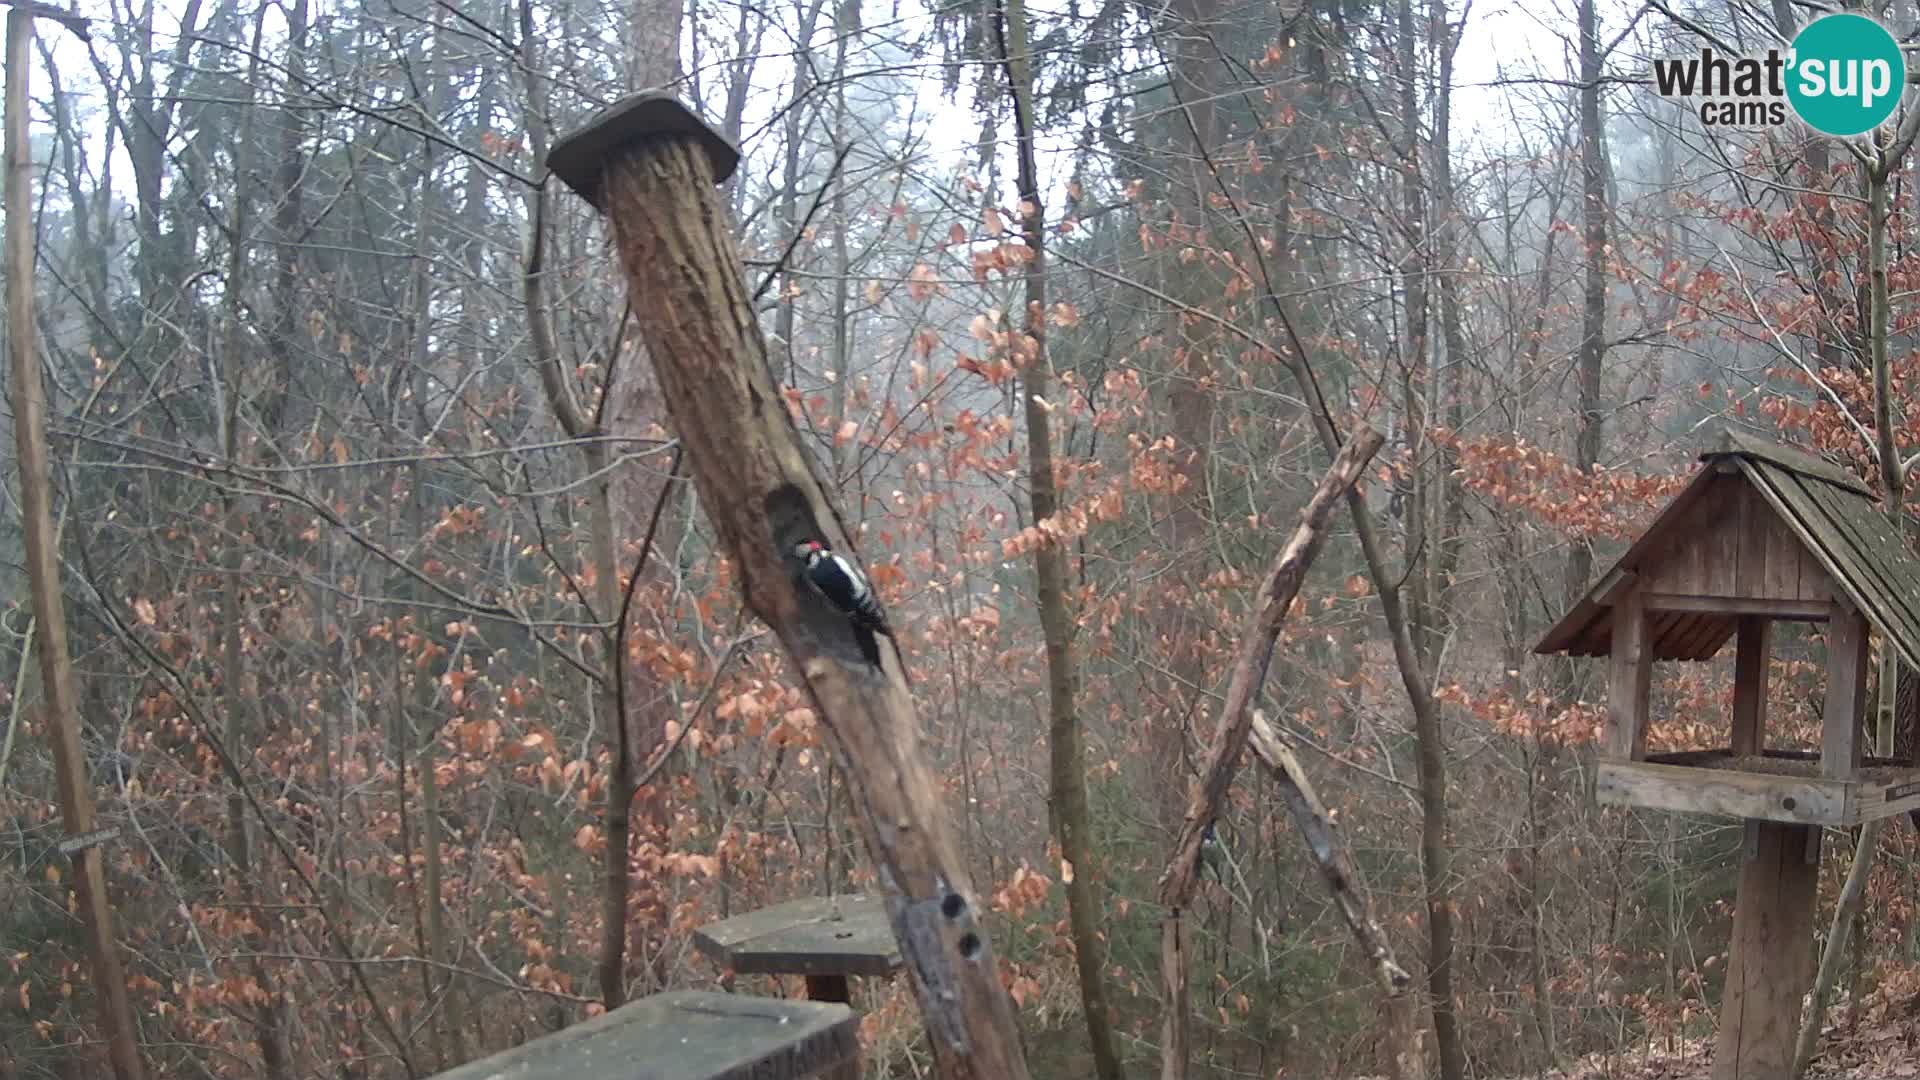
1600;747;1920;826
426;990;857;1080
693;893;902;1003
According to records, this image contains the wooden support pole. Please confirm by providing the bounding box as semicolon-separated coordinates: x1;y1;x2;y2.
1607;589;1653;760
1154;427;1387;1080
1823;606;1869;780
1731;617;1770;758
545;95;1029;1080
803;976;858;1080
5;11;143;1080
1714;821;1818;1080
804;974;851;1005
1246;710;1419;1077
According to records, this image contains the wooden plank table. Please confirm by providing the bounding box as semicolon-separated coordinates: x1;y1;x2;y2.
428;990;857;1080
693;894;902;1002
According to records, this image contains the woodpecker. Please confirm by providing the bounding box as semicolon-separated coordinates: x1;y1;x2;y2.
794;539;893;666
1199;821;1228;884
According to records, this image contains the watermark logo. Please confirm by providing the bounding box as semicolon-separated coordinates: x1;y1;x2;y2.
1652;12;1906;136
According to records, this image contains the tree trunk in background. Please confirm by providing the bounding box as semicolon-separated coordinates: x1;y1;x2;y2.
997;0;1123;1074
1430;0;1469;630
770;0;828;379
7;13;145;1078
828;0;858;483
1155;429;1387;1080
216;24;291;1074
519;7;638;1008
1394;0;1435;676
1799;124;1920;1072
1767;0;1845;378
629;0;683;90
1565;0;1609;612
1156;0;1224;843
1388;5;1463;1077
1267;328;1464;1080
611;0;687;991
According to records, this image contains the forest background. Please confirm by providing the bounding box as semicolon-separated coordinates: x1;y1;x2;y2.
4;0;1919;1076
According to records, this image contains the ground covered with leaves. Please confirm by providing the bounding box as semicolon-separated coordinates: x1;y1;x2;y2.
1497;973;1920;1080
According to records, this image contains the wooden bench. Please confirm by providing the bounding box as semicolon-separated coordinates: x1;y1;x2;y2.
693;895;902;1080
429;990;857;1080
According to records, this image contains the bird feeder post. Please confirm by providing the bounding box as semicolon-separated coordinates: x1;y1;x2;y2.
1537;427;1920;1080
1715;820;1819;1079
544;94;1031;1080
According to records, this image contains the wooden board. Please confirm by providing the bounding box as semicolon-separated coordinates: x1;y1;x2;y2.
1713;821;1819;1080
1823;607;1869;779
1601;755;1920;824
1595;760;1846;825
1705;425;1872;495
1736;477;1772;606
1607;590;1653;760
427;990;857;1080
693;895;902;979
1731;617;1770;757
1745;459;1920;672
1845;767;1920;822
1637;475;1834;606
1641;594;1831;620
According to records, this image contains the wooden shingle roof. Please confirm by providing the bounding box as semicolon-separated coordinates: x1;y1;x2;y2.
1535;427;1920;670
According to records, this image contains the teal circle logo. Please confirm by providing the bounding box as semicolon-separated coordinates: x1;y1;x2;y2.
1787;13;1905;136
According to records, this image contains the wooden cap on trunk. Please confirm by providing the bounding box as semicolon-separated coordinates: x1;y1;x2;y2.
547;92;740;210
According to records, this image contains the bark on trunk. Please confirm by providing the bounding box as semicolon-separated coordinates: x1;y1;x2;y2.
1430;0;1469;623
1394;0;1435;675
1797;115;1920;1068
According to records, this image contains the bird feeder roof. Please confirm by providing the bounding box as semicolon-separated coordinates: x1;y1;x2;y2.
1535;426;1920;669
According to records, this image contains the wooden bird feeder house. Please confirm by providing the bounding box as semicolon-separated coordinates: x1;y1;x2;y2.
1538;426;1920;1078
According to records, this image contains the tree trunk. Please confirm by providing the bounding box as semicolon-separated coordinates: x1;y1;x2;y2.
995;1;1124;1075
1566;0;1610;612
1394;0;1435;675
216;19;292;1072
517;5;637;1009
1796;119;1920;1070
827;0;857;483
1430;0;1469;625
1263;316;1463;1080
5;12;145;1079
1156;0;1224;839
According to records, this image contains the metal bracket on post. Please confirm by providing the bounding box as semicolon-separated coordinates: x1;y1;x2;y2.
1744;819;1761;861
1805;825;1823;866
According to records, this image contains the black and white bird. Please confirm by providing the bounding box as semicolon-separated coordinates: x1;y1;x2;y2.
1199;821;1228;884
794;539;893;667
